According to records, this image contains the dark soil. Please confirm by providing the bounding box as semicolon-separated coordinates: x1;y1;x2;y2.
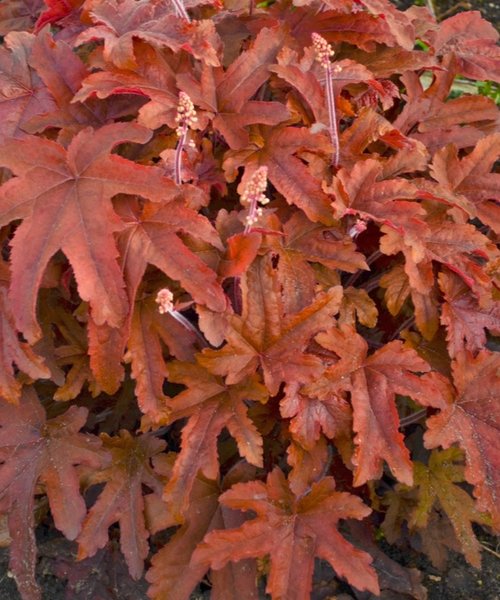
0;526;498;599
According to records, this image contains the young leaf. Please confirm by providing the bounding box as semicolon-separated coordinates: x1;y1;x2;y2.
192;469;379;597
0;123;176;342
0;388;107;600
77;431;166;579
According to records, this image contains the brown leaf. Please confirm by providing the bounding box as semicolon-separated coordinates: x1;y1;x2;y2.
77;431;166;579
192;469;379;597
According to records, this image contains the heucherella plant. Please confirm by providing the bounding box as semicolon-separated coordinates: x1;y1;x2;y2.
0;0;498;599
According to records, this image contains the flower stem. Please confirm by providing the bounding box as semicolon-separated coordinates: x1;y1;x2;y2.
325;62;340;168
174;125;188;185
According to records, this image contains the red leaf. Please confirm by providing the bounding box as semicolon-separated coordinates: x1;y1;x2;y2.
199;256;343;395
0;388;107;599
439;271;500;358
0;279;49;404
434;11;500;83
0;123;176;342
192;469;379;597
224;126;333;223
73;42;180;130
163;360;268;520
430;133;500;233
76;0;221;70
0;32;56;141
0;0;44;34
315;325;444;485
177;27;289;149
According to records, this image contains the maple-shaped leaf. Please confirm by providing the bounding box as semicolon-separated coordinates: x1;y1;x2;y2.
411;448;489;567
77;431;165;579
270;4;408;52
177;27;289;150
0;0;44;34
314;324;443;486
192;468;379;597
73;42;181;130
224;126;333;223
380;218;496;306
338;286;378;329
0;31;56;141
430;133;500;233
163;360;268;521
346;44;438;79
115;196;225;312
419;350;500;529
0;265;49;403
26;29;144;142
0;388;107;600
330;158;424;230
0;123;177;343
76;0;221;70
148;462;259;600
433;11;500;83
198;256;343;395
393;66;498;153
439;271;500;358
87;189;221;415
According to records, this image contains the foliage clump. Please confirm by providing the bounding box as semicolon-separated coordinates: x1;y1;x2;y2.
0;0;499;598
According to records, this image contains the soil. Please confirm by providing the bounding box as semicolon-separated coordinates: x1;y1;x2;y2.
0;526;498;599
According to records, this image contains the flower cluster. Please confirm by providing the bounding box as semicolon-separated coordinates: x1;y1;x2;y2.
155;288;175;314
311;32;335;69
240;167;270;231
175;92;198;138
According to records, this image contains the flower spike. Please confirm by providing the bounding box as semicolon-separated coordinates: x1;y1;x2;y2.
312;32;341;168
240;167;270;233
174;92;198;185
